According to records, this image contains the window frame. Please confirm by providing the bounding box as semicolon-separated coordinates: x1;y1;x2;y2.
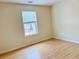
21;10;39;37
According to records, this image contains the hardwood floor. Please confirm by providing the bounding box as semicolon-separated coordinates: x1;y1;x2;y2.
0;38;79;59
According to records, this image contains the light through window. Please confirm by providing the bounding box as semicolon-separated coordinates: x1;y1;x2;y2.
22;11;38;36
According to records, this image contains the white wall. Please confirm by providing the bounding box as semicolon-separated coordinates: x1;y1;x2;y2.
0;3;52;54
52;0;79;43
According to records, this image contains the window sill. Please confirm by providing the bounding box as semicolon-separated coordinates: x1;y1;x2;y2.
25;32;38;37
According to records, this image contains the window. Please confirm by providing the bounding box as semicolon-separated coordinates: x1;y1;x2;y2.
22;11;38;36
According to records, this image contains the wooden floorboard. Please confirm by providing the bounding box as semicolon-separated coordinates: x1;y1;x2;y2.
0;38;79;59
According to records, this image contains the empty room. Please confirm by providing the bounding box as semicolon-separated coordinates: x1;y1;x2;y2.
0;0;79;59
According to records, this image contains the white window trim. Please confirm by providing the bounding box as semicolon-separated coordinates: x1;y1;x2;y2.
21;11;39;37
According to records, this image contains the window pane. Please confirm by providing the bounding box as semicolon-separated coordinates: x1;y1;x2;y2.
22;11;37;22
22;11;38;36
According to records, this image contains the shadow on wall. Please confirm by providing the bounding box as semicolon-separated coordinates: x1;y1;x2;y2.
58;32;79;44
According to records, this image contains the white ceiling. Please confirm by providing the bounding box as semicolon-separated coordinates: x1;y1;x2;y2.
0;0;61;6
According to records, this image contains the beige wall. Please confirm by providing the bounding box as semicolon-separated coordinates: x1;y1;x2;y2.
0;3;52;53
52;0;79;43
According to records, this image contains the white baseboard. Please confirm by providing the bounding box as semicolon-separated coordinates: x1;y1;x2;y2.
0;35;52;55
52;32;79;44
0;44;26;55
